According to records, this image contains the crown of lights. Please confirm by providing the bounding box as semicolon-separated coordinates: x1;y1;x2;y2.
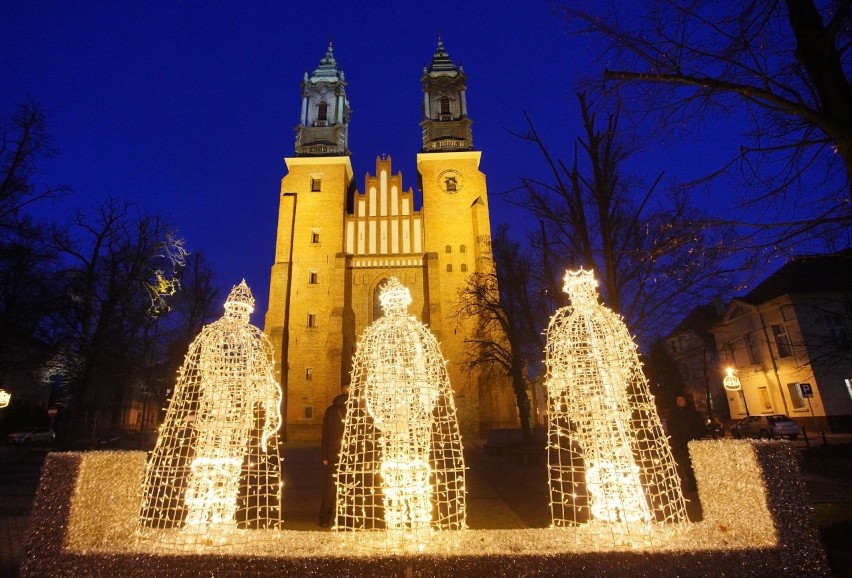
379;276;413;314
225;279;255;314
562;267;599;301
0;389;10;408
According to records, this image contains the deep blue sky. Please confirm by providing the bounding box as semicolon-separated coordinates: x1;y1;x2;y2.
2;1;740;319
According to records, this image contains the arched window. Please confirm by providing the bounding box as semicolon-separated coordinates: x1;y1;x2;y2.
446;264;453;272
459;245;466;253
317;101;328;122
445;245;452;253
461;263;468;272
440;97;450;114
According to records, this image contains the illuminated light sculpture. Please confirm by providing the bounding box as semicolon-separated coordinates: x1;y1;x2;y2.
723;367;742;391
0;389;10;408
335;277;466;552
138;280;283;549
545;269;688;547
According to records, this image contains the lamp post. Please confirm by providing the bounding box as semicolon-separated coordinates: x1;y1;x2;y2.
723;367;749;416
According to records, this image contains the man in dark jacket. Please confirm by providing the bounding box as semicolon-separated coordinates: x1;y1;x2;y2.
319;384;349;527
667;394;707;491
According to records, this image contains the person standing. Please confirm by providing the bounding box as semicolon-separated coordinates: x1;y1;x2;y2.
319;383;349;527
666;394;706;491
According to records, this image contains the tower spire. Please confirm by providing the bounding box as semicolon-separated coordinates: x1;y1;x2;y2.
295;44;350;156
420;38;472;152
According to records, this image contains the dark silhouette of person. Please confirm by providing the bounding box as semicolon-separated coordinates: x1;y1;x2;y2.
666;394;706;491
319;384;349;527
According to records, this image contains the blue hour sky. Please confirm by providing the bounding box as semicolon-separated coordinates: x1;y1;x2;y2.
2;1;743;319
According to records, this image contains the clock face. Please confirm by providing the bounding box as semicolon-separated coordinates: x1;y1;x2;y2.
438;169;463;193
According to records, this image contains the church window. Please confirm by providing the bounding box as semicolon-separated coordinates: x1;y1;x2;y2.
460;245;466;253
461;263;468;272
306;368;313;380
311;177;322;192
307;313;317;328
447;264;453;272
440;96;450;114
309;271;318;284
317;101;328;122
445;245;452;253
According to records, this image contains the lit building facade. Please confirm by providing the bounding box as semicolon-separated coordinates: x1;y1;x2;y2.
264;42;516;440
709;251;852;431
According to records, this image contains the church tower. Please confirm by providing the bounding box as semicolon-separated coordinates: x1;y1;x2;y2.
265;42;515;441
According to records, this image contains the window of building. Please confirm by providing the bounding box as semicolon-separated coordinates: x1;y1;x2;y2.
461;263;468;272
445;245;452;253
317;101;328;122
306;368;313;380
846;379;852;402
771;324;792;358
309;271;318;284
372;280;386;322
440;96;450;115
311;230;320;243
304;406;314;420
307;313;316;328
787;382;805;409
447;264;453;272
743;332;760;364
459;245;466;253
311;177;322;192
825;315;849;349
758;386;772;410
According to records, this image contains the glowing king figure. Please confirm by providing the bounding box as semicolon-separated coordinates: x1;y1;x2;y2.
363;278;440;535
139;280;282;542
545;269;687;538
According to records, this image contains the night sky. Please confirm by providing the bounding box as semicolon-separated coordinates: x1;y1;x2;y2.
3;1;743;318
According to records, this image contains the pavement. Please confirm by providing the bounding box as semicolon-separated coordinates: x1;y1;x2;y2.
2;438;851;577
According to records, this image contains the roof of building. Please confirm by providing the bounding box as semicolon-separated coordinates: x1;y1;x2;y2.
425;38;460;76
307;43;343;83
667;302;724;340
740;249;852;305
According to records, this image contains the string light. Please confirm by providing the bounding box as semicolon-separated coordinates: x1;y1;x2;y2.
545;269;688;547
723;367;742;391
0;389;10;408
335;277;466;552
137;280;283;550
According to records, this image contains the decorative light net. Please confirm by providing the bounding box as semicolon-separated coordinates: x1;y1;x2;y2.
138;280;283;550
335;277;466;552
545;269;688;547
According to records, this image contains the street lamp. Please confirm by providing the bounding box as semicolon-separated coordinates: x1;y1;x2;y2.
723;367;749;415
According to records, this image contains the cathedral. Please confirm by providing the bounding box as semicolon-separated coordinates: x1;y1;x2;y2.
264;41;516;440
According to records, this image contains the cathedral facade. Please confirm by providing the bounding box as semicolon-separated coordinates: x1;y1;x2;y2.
264;42;516;440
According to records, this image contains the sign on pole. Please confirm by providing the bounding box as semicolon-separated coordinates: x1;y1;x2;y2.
799;383;813;398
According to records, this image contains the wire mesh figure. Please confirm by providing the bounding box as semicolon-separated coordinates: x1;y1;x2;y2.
335;277;466;552
545;269;688;547
138;280;283;549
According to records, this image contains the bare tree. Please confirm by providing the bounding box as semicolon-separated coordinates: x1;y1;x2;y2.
50;198;187;439
0;100;70;228
559;0;852;249
515;94;737;342
454;225;549;443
